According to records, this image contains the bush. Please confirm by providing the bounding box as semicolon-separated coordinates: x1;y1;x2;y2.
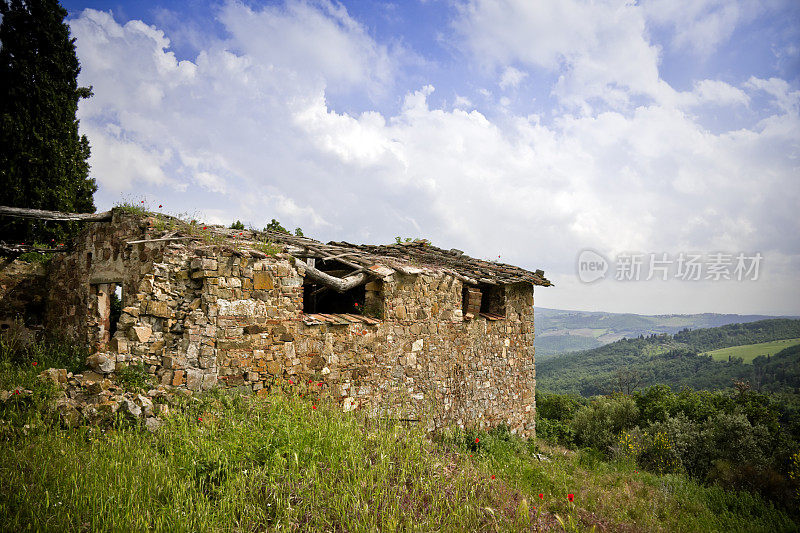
535;416;575;447
571;395;638;454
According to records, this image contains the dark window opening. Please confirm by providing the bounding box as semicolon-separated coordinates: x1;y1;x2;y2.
303;282;365;314
109;284;123;338
86;252;92;268
479;283;506;317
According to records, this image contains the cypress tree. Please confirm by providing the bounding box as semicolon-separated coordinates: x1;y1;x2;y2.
0;0;96;244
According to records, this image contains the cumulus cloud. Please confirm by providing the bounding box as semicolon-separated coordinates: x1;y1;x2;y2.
642;0;763;56
452;0;667;110
499;66;527;90
70;0;800;314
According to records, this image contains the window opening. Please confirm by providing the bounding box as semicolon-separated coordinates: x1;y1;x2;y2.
301;259;370;315
109;284;122;338
479;283;506;317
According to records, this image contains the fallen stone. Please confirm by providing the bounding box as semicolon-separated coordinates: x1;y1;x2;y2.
86;353;116;374
145;417;162;433
122;398;142;419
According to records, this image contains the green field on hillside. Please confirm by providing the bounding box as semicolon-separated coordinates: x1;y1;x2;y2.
703;338;800;364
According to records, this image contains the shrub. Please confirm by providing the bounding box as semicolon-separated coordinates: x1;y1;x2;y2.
535;416;575;447
571;395;638;454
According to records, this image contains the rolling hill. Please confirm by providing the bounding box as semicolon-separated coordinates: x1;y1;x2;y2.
535;318;800;395
533;307;794;359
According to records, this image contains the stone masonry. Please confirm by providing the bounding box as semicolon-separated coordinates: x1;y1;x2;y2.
33;210;549;436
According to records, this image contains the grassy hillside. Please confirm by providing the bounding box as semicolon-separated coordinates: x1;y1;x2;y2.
533;308;794;357
704;338;800;364
536;319;800;396
3;389;797;532
1;336;797;531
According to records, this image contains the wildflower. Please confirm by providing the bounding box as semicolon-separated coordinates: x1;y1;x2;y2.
158;204;162;208
198;417;203;422
14;390;19;395
538;493;543;499
308;379;312;384
203;226;207;230
568;494;574;502
318;382;323;387
475;437;480;443
354;302;359;307
490;475;495;480
312;405;317;410
289;379;294;385
32;362;37;366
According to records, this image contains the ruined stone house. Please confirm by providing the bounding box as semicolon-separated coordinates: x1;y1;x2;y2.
0;209;551;436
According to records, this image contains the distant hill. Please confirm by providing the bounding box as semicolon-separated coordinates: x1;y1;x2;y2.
536;318;800;396
533;307;794;359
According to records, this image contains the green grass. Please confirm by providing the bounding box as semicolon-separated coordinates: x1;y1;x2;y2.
703;338;800;364
0;385;796;532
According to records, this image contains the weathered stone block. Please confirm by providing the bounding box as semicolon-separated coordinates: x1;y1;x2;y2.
86;353;115;374
130;325;152;343
186;369;203;391
146;300;170;318
253;271;274;290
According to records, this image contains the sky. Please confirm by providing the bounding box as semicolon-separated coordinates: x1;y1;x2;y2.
58;0;799;316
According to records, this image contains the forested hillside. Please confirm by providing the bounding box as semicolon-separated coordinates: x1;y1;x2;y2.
536;319;800;395
533;307;790;358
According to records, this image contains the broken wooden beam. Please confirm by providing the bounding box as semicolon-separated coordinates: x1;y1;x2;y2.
0;206;113;222
294;257;370;293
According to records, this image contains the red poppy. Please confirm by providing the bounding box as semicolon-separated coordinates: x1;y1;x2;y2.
14;390;19;395
158;204;162;208
538;493;543;499
568;494;574;502
490;475;495;480
312;405;317;410
32;362;37;366
198;417;203;421
289;379;294;385
308;379;312;384
203;226;207;230
354;302;359;307
475;437;479;443
318;382;323;387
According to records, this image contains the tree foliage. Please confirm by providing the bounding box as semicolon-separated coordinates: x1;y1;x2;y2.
0;0;96;244
537;319;800;395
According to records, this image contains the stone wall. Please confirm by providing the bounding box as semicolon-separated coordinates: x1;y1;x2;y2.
0;259;48;333
44;214;537;437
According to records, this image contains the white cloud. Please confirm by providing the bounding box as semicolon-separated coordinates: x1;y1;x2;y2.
453;0;667;110
499;66;527;90
453;95;473;108
218;0;395;95
642;0;763;56
69;2;800;314
746;76;800;115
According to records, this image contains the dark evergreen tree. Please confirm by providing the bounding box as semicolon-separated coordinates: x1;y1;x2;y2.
0;0;96;244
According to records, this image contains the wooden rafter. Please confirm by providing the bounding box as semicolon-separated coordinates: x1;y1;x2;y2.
0;206;112;222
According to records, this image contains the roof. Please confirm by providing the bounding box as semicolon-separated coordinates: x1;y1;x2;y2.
259;230;551;287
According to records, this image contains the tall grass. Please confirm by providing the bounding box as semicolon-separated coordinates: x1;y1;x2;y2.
0;331;796;532
1;387;796;532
